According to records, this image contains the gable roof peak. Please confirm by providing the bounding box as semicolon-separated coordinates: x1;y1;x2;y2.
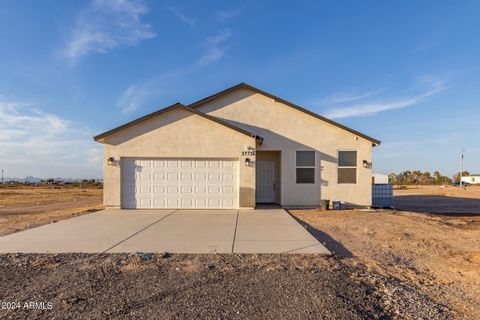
188;83;381;146
93;101;260;142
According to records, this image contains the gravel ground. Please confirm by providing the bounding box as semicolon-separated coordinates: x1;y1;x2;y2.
0;253;451;320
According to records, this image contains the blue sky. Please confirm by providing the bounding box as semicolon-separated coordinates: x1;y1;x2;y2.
1;0;479;179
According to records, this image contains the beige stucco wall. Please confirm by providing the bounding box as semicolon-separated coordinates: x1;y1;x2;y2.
101;108;256;208
195;88;375;207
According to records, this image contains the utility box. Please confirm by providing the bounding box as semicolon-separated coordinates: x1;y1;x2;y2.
372;184;393;208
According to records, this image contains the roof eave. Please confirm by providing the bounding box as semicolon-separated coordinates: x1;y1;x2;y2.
93;102;260;143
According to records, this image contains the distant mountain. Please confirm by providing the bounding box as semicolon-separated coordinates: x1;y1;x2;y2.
3;176;101;183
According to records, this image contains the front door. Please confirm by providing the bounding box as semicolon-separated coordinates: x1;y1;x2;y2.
256;160;276;203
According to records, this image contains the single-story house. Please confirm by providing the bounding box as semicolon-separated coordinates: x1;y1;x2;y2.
461;174;480;185
94;83;381;209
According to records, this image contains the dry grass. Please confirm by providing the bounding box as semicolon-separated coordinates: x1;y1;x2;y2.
0;186;102;208
0;186;103;236
394;184;480;199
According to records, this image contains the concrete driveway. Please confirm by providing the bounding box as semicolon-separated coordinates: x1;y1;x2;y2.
0;209;330;254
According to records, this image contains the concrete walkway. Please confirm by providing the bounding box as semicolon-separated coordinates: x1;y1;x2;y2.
0;209;330;254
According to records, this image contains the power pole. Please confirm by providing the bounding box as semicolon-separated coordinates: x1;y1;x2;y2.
460;147;465;188
1;169;3;184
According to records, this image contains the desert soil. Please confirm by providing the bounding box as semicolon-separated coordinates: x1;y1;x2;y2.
0;187;103;236
0;253;451;320
393;185;480;214
291;185;480;319
0;185;478;319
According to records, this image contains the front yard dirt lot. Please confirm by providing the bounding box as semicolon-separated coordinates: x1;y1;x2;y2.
0;185;478;319
0;253;451;320
393;185;480;215
0;187;103;236
291;185;480;319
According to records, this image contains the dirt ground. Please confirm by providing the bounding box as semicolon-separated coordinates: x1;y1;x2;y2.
0;187;103;236
291;185;480;319
0;253;450;320
393;185;480;215
0;185;478;319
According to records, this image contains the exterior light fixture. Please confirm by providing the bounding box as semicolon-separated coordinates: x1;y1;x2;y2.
363;160;371;168
107;157;116;165
245;158;251;166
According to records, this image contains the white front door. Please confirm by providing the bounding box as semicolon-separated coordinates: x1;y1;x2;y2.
256;160;276;203
121;158;238;209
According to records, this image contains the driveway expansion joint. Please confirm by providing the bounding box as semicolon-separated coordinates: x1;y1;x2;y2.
101;209;178;253
231;210;240;253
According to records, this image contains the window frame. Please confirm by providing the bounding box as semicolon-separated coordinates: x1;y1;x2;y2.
337;150;358;184
296;150;315;184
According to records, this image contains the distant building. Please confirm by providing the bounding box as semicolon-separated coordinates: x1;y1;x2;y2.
372;173;389;184
461;174;480;185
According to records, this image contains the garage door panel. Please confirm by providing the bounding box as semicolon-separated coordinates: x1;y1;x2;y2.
181;199;193;207
167;160;178;168
122;158;238;209
222;199;235;207
195;173;207;181
222;185;234;194
222;173;234;181
208;199;221;207
166;172;178;181
181;173;193;181
153;173;165;181
153;186;165;193
139;186;151;194
153;160;166;168
209;161;221;168
208;173;221;181
181;161;193;168
223;162;234;169
167;198;179;207
140;173;151;180
153;199;166;208
195;185;207;194
194;199;207;207
139;160;151;167
167;186;178;194
139;199;152;207
208;185;221;194
194;161;207;168
181;185;193;193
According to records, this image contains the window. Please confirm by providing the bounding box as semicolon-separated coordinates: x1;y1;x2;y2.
338;151;357;184
296;151;315;183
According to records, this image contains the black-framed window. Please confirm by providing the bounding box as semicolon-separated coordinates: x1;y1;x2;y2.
296;151;315;184
338;151;357;184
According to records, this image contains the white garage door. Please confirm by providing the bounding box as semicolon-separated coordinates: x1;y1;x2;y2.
121;159;238;209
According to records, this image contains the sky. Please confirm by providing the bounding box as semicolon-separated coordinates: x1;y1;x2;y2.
0;0;479;179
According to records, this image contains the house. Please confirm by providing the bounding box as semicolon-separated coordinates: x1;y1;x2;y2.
94;83;381;209
461;174;480;185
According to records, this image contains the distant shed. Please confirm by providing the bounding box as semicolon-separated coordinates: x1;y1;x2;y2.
372;173;389;184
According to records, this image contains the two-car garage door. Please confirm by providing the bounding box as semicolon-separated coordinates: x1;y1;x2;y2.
121;158;238;209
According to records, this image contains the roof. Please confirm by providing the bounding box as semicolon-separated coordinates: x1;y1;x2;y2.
93;103;261;142
465;174;480;177
188;83;381;146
